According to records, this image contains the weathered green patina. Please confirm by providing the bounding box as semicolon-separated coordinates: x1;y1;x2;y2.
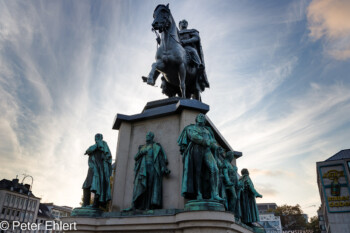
215;147;228;202
239;168;263;225
71;206;103;217
178;113;223;201
223;151;242;219
82;133;112;209
130;132;170;210
184;200;225;211
72;133;112;217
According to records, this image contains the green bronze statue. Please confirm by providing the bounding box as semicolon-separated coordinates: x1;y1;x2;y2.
178;113;224;201
239;168;262;225
131;132;170;210
82;133;112;209
214;146;227;201
222;151;242;219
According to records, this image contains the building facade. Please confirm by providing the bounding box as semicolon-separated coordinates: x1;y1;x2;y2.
37;203;72;233
257;203;282;233
0;177;73;233
257;203;278;215
36;203;56;233
42;203;72;219
317;149;350;233
258;214;282;233
0;178;40;233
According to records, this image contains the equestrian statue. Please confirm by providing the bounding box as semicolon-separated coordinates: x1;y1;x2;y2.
142;4;209;101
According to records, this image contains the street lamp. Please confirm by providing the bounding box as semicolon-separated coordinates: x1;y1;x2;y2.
20;174;33;233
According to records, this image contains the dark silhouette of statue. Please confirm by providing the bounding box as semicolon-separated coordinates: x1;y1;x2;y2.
179;19;209;92
239;168;262;224
142;4;209;100
131;132;170;210
222;151;242;219
82;134;112;209
178;113;224;201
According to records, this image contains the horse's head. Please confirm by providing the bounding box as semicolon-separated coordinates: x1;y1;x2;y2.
152;4;171;33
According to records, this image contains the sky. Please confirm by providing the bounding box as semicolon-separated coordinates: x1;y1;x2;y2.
1;0;350;219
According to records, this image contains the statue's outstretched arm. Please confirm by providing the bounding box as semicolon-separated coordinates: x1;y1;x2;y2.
85;144;97;155
247;177;262;198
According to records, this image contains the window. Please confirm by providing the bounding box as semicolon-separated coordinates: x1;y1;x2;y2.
1;208;5;214
6;194;10;203
6;209;10;215
21;198;24;205
11;196;15;204
16;211;20;217
348;161;350;172
16;198;19;205
52;210;59;218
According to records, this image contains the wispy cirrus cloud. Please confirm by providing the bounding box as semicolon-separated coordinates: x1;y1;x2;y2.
223;81;350;214
250;168;296;178
255;183;278;198
0;0;165;206
0;0;100;205
307;0;350;60
230;82;350;165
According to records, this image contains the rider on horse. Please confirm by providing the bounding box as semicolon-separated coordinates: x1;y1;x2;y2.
142;4;210;100
178;19;209;92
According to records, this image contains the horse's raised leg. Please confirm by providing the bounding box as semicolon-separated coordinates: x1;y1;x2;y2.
179;63;186;98
143;63;161;86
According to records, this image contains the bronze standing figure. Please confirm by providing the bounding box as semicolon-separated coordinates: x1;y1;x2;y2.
239;168;263;225
131;132;170;210
83;134;112;209
178;113;224;201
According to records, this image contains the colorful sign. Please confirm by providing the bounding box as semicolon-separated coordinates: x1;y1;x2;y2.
319;164;350;213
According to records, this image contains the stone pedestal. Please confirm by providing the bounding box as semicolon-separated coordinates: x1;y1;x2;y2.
111;97;235;211
63;210;254;233
63;98;252;233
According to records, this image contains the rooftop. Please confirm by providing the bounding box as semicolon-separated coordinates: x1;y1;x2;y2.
326;149;350;161
42;203;73;211
37;203;54;219
0;178;36;197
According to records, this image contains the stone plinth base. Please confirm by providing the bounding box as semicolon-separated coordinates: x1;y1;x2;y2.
62;210;254;233
184;200;225;211
111;98;237;211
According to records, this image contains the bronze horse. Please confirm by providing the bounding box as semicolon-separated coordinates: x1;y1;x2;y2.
142;4;209;100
